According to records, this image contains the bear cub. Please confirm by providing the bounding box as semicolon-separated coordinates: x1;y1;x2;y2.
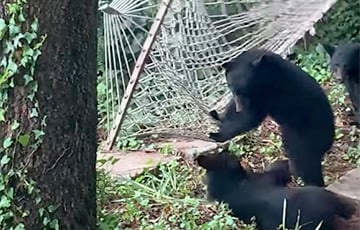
209;49;335;187
323;42;360;126
195;151;356;230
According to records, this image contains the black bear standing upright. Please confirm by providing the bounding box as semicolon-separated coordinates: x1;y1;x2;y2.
323;42;360;126
209;49;335;187
195;152;357;230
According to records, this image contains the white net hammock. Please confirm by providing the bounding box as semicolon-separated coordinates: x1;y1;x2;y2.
98;0;337;150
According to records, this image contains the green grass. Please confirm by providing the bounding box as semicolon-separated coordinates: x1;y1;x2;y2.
96;159;246;229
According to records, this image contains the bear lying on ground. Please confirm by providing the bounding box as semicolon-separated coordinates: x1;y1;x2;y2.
323;42;360;126
263;159;292;186
209;49;335;187
195;151;357;230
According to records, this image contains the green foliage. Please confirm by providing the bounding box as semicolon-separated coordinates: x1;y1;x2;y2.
117;137;144;150
227;134;260;156
327;83;347;107
292;43;332;84
342;127;360;166
97;80;107;127
159;143;176;156
343;144;360;166
259;132;282;157
0;0;58;229
227;141;244;154
315;0;360;44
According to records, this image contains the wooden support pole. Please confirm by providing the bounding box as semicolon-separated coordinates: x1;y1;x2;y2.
105;0;174;151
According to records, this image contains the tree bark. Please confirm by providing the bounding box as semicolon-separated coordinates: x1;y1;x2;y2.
0;0;98;229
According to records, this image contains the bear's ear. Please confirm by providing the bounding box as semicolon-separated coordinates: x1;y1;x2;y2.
252;54;267;67
323;44;336;57
195;152;247;173
195;155;220;170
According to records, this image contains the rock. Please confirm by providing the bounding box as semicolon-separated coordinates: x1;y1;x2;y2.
327;168;360;200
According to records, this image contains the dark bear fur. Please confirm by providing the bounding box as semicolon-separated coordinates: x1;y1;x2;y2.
209;49;335;187
263;159;292;186
323;42;360;126
195;152;356;230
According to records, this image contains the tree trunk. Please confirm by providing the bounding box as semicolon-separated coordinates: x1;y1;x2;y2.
0;0;98;229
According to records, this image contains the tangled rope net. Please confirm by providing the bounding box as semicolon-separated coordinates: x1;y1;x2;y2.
99;0;337;150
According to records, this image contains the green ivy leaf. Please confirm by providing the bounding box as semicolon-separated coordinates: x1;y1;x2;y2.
43;216;50;226
8;24;21;37
13;224;26;230
20;56;30;67
38;207;45;217
7;3;21;14
0;109;5;121
24;31;37;43
47;204;58;213
50;219;59;229
23;46;34;57
0;56;7;67
18;12;26;22
0;155;10;166
41;116;47;126
35;196;42;205
31;19;39;32
13;33;24;47
18;134;30;147
0;195;11;208
27;92;35;101
30;108;38;118
9;76;15;87
7;59;18;74
7;188;14;199
23;74;33;85
3;137;13;149
4;40;15;54
33;129;45;140
0;18;6;30
0;18;7;40
32;49;42;61
11;120;20;130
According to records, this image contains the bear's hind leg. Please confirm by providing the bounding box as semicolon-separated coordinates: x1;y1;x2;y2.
290;157;325;187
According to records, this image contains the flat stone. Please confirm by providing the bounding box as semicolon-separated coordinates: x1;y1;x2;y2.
327;168;360;200
98;150;178;178
159;138;218;160
98;137;219;178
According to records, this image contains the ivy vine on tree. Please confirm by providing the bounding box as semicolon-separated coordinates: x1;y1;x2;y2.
0;0;58;229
